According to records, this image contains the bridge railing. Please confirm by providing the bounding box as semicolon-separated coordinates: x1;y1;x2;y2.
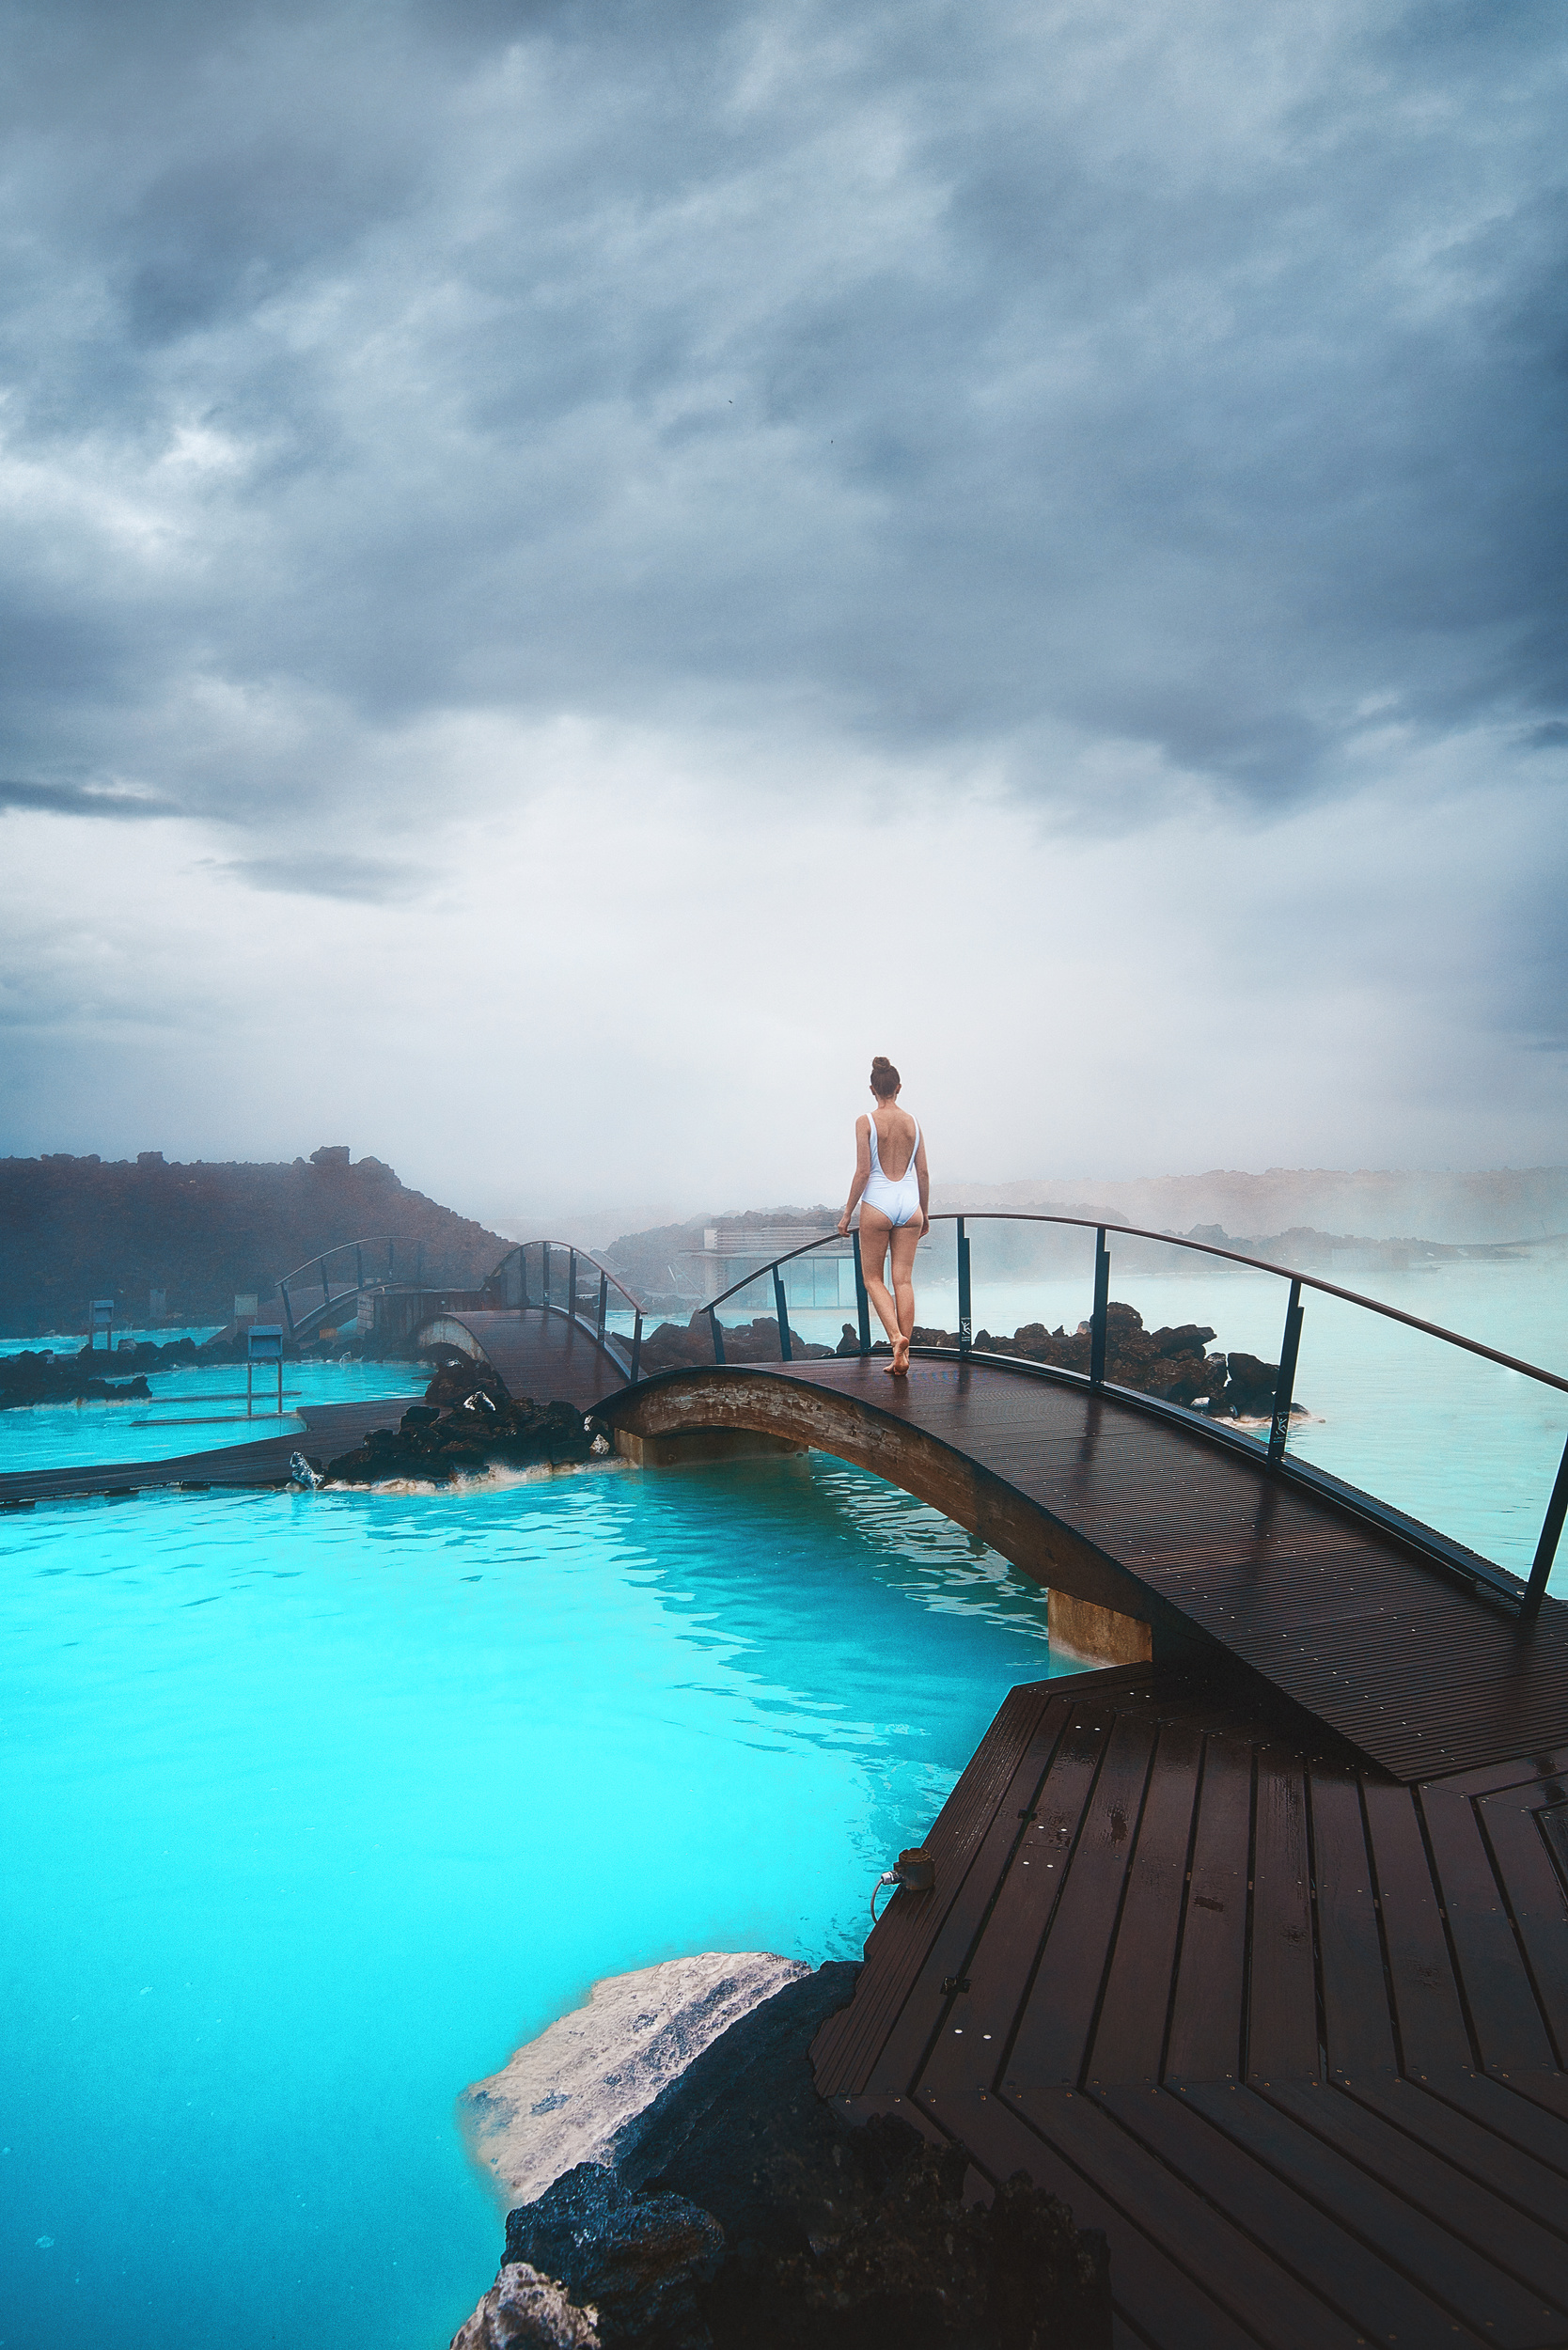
277;1235;447;1338
698;1213;1568;1625
485;1242;647;1382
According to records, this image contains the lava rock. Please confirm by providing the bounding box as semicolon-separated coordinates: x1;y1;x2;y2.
506;2167;723;2348
325;1390;600;1483
451;2263;603;2349
637;1316;836;1375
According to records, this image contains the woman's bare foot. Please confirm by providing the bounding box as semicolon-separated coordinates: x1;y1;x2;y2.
890;1334;911;1376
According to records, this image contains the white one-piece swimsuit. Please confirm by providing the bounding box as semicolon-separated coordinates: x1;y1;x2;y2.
864;1116;922;1227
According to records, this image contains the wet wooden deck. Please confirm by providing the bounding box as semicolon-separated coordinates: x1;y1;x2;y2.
812;1658;1568;2350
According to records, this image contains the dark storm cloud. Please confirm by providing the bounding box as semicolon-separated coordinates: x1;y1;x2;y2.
0;0;1564;816
0;778;179;819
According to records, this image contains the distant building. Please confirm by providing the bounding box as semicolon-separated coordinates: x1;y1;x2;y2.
686;1214;857;1309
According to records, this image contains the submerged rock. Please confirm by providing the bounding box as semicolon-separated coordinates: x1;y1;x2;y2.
450;2261;602;2348
461;1953;811;2207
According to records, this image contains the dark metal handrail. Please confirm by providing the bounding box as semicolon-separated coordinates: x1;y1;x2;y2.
692;1211;1568;1624
487;1240;648;1381
277;1235;431;1335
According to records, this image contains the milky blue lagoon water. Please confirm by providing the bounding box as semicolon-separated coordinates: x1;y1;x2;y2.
1;1454;1062;2350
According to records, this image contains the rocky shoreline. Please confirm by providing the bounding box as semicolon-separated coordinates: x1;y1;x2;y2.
452;1959;1111;2349
902;1302;1305;1422
634;1299;1303;1423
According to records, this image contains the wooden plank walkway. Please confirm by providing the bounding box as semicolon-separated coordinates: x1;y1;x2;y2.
0;1394;424;1504
811;1658;1568;2350
608;1356;1568;1781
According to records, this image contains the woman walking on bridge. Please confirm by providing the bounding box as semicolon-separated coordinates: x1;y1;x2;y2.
838;1057;929;1376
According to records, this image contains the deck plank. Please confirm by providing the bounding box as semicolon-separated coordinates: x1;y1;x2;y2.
1419;1778;1561;2076
1308;1762;1400;2079
1003;1710;1158;2086
1162;1731;1254;2083
1245;1743;1318;2082
1262;2078;1568;2306
1173;2081;1556;2346
1086;1719;1205;2085
928;2087;1268;2350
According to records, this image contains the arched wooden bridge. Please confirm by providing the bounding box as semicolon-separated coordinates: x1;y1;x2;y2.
8;1219;1568;2347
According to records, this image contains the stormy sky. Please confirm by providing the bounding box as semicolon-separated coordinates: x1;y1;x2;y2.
1;0;1563;1229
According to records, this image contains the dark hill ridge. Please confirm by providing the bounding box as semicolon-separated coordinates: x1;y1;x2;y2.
0;1150;510;1338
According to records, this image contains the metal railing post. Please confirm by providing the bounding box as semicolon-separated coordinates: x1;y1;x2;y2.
1090;1229;1110;1386
958;1217;972;1356
518;1246;529;1311
1268;1281;1305;1466
319;1257;330;1307
773;1265;793;1363
569;1248;578;1324
852;1229;871;1355
630;1310;643;1382
541;1242;550;1312
281;1285;295;1337
597;1270;608;1343
354;1244;363;1293
1519;1431;1568;1626
709;1306;726;1366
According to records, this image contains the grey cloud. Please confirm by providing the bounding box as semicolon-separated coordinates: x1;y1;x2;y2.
0;778;180;819
0;0;1563;822
222;854;428;903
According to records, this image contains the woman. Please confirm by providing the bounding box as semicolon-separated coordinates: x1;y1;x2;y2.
837;1056;929;1375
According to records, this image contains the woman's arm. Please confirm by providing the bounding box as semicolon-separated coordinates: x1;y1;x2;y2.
916;1130;931;1235
837;1117;872;1235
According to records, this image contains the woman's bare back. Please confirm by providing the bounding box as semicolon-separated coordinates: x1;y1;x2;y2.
869;1104;917;1182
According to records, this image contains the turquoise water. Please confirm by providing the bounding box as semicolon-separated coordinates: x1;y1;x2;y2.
0;1326;223;1356
0;1357;423;1472
0;1454;1060;2349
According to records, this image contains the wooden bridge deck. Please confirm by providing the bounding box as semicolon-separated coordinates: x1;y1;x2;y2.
811;1659;1568;2350
605;1355;1568;1781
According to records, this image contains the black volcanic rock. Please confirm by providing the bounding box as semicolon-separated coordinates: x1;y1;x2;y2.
637;1314;835;1375
481;1962;1112;2350
325;1382;598;1483
506;2168;723;2348
907;1306;1301;1423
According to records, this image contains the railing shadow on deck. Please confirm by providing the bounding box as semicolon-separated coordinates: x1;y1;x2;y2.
696;1213;1568;1626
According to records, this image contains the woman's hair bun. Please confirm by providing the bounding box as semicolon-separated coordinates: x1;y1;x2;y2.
870;1056;901;1097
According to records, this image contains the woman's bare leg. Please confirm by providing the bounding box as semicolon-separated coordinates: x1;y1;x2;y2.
887;1221;921;1371
858;1210;904;1364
